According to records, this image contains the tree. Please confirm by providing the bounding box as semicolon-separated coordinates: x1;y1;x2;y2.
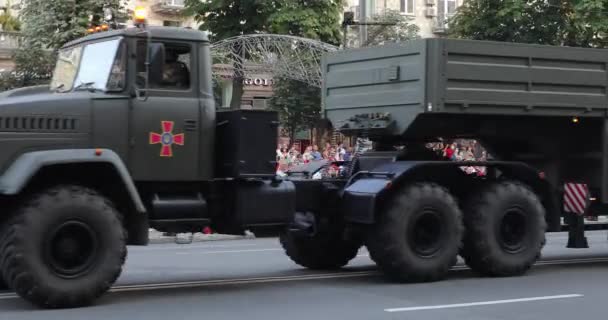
268;78;322;148
267;0;345;46
346;9;420;48
0;0;21;31
4;0;127;91
560;0;608;48
19;0;127;50
448;0;608;48
186;0;277;109
266;0;344;147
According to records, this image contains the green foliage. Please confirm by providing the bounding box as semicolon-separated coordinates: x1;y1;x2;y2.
186;0;279;108
348;9;420;47
449;0;608;48
13;45;56;79
0;45;55;92
562;0;608;47
19;0;128;50
186;0;344;43
268;76;322;144
267;0;344;45
185;0;274;41
3;0;127;92
265;1;344;144
0;0;21;31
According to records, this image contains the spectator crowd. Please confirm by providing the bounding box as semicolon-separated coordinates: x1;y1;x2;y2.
428;140;488;176
276;139;489;177
276;143;354;173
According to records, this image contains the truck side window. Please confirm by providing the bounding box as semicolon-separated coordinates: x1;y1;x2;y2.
136;41;192;91
107;41;126;91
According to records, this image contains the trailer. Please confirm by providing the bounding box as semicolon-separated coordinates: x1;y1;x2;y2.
309;38;608;279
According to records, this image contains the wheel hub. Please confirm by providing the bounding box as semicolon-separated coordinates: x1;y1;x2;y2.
409;209;443;257
46;220;99;278
499;209;528;253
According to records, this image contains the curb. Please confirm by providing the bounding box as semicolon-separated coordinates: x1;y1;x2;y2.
148;230;255;244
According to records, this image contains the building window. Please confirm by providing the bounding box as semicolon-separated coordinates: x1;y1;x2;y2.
163;20;182;27
437;0;457;17
400;0;415;15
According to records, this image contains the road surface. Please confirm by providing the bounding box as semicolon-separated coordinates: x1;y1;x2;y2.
1;231;607;320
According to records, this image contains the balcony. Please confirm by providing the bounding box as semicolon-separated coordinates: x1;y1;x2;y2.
151;0;185;15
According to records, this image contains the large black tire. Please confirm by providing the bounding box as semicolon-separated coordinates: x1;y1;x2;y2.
280;218;361;270
366;183;463;282
461;181;546;277
0;220;12;291
0;185;127;308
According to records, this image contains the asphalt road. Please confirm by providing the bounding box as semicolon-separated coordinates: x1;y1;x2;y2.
1;231;608;320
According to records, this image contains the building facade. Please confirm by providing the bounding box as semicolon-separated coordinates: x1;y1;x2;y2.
126;0;198;29
344;0;464;38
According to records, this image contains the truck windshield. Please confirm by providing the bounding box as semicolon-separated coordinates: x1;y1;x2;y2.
50;38;126;92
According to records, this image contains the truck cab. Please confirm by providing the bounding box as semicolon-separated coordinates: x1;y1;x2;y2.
0;23;296;308
49;26;216;182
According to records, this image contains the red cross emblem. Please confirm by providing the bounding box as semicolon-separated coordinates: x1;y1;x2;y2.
149;121;184;157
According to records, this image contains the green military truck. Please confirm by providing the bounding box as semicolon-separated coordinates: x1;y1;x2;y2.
0;19;606;308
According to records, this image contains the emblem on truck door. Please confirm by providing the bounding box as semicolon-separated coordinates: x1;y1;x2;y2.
149;121;185;157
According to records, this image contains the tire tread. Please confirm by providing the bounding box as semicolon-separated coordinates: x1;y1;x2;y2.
0;185;127;308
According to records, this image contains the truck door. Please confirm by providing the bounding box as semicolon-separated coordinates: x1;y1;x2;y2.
129;40;200;181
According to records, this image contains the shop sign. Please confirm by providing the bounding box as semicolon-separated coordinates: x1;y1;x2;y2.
243;78;273;86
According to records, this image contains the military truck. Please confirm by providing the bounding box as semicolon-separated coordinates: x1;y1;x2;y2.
0;15;606;308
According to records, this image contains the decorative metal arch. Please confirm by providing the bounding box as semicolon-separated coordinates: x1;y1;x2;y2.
211;34;339;88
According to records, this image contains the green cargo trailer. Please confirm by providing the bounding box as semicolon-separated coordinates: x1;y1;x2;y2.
312;38;608;281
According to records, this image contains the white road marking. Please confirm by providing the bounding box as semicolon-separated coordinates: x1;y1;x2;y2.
384;294;584;313
174;248;283;255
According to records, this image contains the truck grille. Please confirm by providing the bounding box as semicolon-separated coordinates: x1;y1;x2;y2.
0;116;78;131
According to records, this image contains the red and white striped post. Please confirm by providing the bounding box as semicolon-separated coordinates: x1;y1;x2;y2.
563;182;590;248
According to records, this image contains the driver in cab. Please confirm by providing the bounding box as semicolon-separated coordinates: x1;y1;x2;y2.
161;49;190;89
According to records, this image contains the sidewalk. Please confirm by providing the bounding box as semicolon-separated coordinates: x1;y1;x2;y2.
147;216;608;244
561;216;608;226
148;229;256;244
